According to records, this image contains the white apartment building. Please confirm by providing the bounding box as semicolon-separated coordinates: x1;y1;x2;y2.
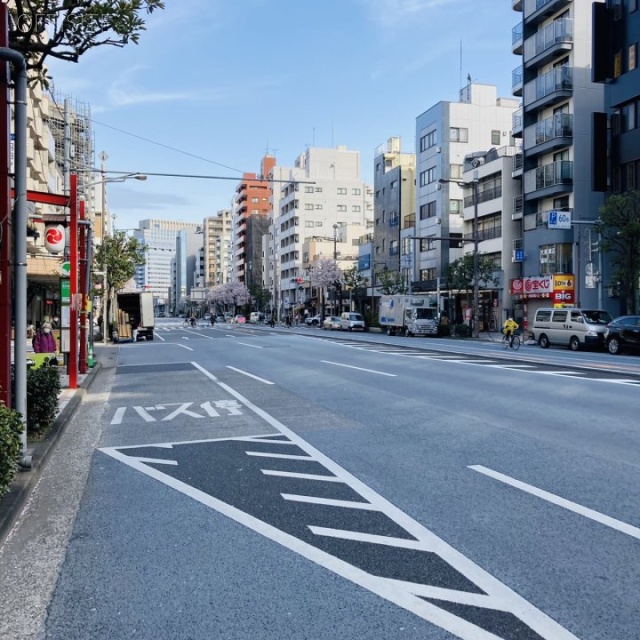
203;210;233;287
268;146;373;318
415;83;519;288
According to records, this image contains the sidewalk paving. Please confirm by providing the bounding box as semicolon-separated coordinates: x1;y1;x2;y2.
0;354;100;544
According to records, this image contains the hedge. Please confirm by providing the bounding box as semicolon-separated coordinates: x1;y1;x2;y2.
26;367;61;436
0;404;24;498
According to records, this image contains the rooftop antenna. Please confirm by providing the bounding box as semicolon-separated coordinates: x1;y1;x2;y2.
459;39;462;91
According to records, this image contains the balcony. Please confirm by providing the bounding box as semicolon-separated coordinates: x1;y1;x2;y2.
524;18;573;68
524;113;573;155
513;0;523;11
512;65;523;97
512;22;524;55
512;108;523;137
524;160;573;199
523;0;572;27
512;195;524;220
524;65;572;110
512;153;524;177
463;185;502;208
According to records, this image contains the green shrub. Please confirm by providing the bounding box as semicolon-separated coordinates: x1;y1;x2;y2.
453;323;471;338
26;367;61;436
0;404;24;498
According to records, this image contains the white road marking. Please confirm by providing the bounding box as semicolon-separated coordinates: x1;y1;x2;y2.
280;494;378;510
484;364;536;369
261;470;343;482
111;407;126;425
153;331;165;342
536;371;586;376
134;457;178;466
178;344;193;351
226;366;274;384
99;360;582;640
236;342;263;349
246;451;312;461
469;465;640;541
321;360;397;377
181;337;190;340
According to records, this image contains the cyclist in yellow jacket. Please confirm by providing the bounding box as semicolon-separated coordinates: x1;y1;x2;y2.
503;316;519;347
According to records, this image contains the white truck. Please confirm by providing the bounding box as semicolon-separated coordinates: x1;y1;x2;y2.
113;291;155;342
379;295;439;337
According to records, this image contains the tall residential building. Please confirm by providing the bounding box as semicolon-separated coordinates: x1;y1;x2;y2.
372;137;416;293
232;156;276;286
203;210;233;287
415;83;518;292
268;146;374;318
511;0;607;324
133;219;202;312
173;228;204;309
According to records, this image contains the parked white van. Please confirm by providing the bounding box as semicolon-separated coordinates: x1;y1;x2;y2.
531;307;612;351
340;312;366;331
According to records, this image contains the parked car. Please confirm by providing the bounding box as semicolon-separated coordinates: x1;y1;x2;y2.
204;312;211;320
305;314;323;326
233;315;246;324
531;307;612;351
215;315;226;324
340;312;366;332
604;315;640;354
323;315;342;330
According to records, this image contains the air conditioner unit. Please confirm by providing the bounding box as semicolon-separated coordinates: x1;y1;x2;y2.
436;183;442;190
435;217;441;225
435;146;442;154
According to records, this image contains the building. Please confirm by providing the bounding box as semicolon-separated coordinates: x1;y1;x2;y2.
203;210;233;288
371;137;416;299
133;219;202;313
510;0;608;326
268;145;373;319
173;227;205;313
232;156;276;286
415;83;519;294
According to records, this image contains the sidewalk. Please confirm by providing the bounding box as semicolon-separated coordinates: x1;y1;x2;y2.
0;349;101;544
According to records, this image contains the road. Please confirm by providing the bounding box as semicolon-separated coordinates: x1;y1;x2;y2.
1;317;639;640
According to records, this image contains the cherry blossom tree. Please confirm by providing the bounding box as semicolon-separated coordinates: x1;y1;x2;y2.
309;258;342;318
208;282;250;315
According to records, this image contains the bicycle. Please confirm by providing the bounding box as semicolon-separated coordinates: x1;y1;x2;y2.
502;332;521;350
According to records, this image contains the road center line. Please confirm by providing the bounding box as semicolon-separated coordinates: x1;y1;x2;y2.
321;360;397;377
469;465;640;541
226;366;274;384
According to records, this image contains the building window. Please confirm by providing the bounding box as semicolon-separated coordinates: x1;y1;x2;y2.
304;186;314;193
305;220;315;228
631;0;638;12
419;167;436;186
389;211;399;227
390;240;399;256
420;237;436;251
251;197;259;203
491;130;501;145
305;203;314;210
390;179;398;189
622;101;636;131
315;204;323;209
337;187;347;195
337;205;347;212
352;188;361;195
352;205;361;212
629;43;637;71
315;221;322;227
450;164;463;179
450;127;468;142
420;268;436;281
419;201;437;220
450;199;463;215
627;162;636;190
315;187;323;192
419;130;437;151
613;0;622;19
539;243;572;274
614;50;623;78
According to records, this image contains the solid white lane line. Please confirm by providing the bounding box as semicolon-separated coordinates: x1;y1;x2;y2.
536;371;586;376
237;341;263;349
321;360;397;377
470;465;640;541
262;470;342;482
178;344;193;351
484;364;536;368
226;366;274;384
281;494;378;510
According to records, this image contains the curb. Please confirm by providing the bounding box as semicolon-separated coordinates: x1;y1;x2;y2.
0;363;102;545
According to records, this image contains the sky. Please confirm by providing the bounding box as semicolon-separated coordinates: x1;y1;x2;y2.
47;0;519;231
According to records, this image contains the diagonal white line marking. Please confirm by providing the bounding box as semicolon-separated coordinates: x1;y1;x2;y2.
177;344;193;351
153;331;165;342
308;526;429;550
281;494;378;510
470;465;640;541
321;360;397;377
261;470;343;482
245;451;312;460
484;364;536;368
237;342;263;349
536;371;586;376
134;457;178;466
226;366;274;384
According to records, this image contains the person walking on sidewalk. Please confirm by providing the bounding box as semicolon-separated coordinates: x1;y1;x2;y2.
32;322;57;353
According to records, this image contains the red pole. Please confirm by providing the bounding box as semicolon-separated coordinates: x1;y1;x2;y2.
79;199;87;374
0;4;12;406
68;174;78;388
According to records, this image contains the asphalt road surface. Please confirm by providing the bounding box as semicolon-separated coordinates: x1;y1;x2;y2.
1;318;639;640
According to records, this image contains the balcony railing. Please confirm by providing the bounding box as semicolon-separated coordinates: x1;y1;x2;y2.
524;18;573;63
524;66;573;106
513;153;524;172
464;226;503;242
513;195;524;217
524;113;573;149
512;22;524;54
512;65;523;95
524;160;573;193
463;185;502;207
512;108;523;134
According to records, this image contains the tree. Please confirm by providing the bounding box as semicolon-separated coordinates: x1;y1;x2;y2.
248;283;271;312
93;230;146;296
376;268;407;295
596;191;640;314
208;281;250;315
309;258;341;317
445;253;500;317
8;0;165;77
342;265;368;312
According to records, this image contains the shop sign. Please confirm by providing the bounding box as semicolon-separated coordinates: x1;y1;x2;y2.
510;276;552;298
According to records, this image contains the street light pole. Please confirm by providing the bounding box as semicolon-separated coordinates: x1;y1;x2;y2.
333;223;338;315
471;179;480;338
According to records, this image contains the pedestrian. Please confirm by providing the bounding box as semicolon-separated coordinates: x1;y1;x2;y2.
131;317;140;342
285;314;292;328
210;314;216;326
51;315;60;329
269;315;275;328
32;322;57;353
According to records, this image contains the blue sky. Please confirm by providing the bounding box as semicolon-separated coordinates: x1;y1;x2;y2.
48;0;519;231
